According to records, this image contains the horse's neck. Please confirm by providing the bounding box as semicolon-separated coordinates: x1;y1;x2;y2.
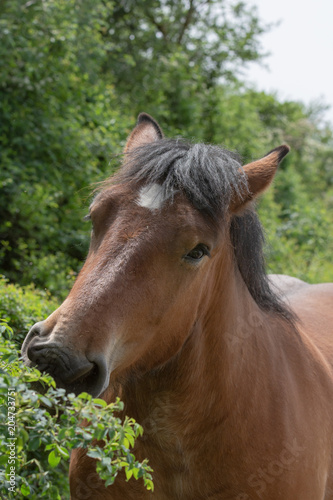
121;253;276;437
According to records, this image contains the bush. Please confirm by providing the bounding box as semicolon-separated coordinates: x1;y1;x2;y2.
258;182;333;284
0;321;153;499
0;276;59;346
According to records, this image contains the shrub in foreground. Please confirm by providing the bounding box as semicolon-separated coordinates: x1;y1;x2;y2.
0;321;153;499
0;276;59;347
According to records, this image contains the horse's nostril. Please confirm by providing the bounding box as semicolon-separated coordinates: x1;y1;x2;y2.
21;321;48;363
29;321;45;338
23;341;107;397
27;341;46;363
22;324;109;396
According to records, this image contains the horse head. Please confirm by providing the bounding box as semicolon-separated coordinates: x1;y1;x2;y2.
22;113;289;398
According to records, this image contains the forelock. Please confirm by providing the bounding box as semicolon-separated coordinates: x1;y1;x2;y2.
113;138;247;220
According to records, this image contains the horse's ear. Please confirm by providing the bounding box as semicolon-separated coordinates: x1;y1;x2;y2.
124;112;164;153
231;145;290;212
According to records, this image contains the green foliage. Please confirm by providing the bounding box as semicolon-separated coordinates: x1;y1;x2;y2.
0;0;332;295
0;0;128;296
259;174;333;284
0;276;59;346
0;323;153;499
99;0;268;134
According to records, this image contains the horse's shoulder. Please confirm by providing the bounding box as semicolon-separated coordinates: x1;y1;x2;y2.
269;273;333;299
269;274;333;372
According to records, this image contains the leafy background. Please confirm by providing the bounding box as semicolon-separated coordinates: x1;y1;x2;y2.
0;0;332;497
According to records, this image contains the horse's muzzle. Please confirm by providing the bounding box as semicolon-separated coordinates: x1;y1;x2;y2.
22;322;108;397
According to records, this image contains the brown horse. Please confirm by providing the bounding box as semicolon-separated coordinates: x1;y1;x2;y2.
22;113;333;500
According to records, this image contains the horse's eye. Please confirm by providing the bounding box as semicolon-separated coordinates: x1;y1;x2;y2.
184;244;210;262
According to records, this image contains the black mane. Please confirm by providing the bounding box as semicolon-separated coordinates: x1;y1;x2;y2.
113;138;294;322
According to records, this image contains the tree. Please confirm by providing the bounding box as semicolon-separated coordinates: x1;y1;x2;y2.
0;0;127;296
101;0;268;136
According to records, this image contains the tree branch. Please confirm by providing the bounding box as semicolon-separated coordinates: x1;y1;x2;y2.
144;10;169;41
177;0;195;45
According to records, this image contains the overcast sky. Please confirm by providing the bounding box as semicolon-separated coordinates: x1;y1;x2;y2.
245;0;333;125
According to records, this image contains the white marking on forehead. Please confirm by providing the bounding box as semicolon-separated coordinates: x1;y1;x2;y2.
137;183;169;210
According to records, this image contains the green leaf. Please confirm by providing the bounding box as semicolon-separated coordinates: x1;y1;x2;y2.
21;483;31;496
104;477;115;487
77;392;90;400
81;431;93;440
125;433;135;448
40;396;53;408
48;450;61;468
92;397;107;407
28;436;41;451
55;444;69;459
145;479;154;491
58;428;67;440
123;437;130;449
132;467;140;480
87;449;102;460
125;468;133;481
